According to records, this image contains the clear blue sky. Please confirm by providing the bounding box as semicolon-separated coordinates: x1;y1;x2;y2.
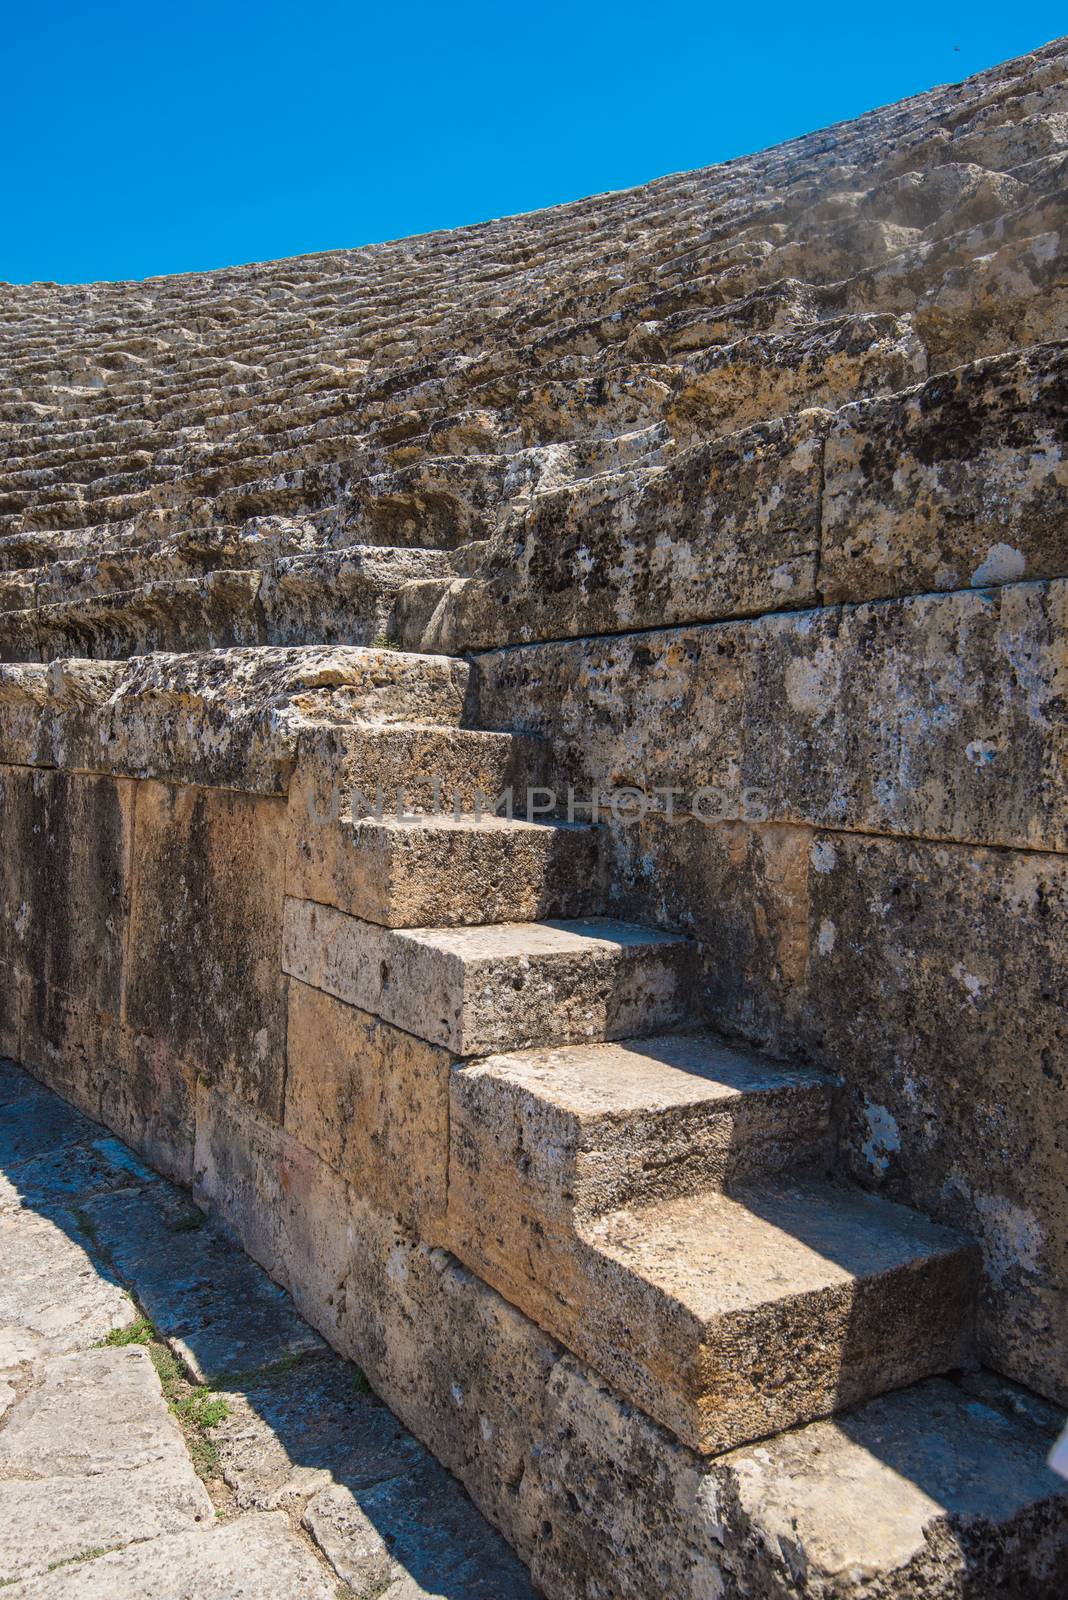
3;5;1064;284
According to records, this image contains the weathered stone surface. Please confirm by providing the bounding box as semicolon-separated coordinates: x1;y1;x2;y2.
125;780;288;1119
287;811;603;929
821;344;1068;604
214;1353;425;1510
0;648;470;791
0;1209;137;1362
436;413;826;650
303;1460;535;1598
0;1132;155;1212
449;1116;976;1455
475;578;1068;852
451;1033;833;1217
602;814;1068;1415
289;721;547;827
0;1515;336;1599
801;829;1068;1409
284;978;451;1234
80;1185;323;1383
665;312;926;442
0;1468;211;1585
261;544;454;646
190;1109;1062;1600
0;1346;200;1480
3;38;1068;1598
723;1375;1068;1599
282;899;693;1053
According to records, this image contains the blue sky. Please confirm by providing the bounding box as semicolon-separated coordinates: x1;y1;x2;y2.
3;5;1064;284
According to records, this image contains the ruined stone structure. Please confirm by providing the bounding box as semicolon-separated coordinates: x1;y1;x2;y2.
2;36;1068;1597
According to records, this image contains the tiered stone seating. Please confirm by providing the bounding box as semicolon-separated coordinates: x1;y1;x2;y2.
0;39;1065;662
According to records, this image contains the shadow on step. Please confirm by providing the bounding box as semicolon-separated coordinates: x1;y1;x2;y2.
0;1058;537;1599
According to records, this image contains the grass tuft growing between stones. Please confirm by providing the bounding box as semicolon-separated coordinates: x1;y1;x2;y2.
147;1338;230;1479
94;1313;230;1481
95;1314;154;1347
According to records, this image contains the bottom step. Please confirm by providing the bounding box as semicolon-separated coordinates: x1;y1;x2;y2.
722;1373;1068;1598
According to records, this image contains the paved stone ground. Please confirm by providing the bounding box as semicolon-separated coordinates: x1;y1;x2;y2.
0;1058;538;1598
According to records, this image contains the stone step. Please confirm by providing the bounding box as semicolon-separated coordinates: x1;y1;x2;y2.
291;721;547;823
720;1373;1068;1599
447;1148;977;1453
449;1032;836;1215
281;903;693;1053
288;811;604;928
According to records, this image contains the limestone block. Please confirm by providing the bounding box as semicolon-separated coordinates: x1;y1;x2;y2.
822;345;1068;603
192;1085;381;1362
98;1032;197;1186
303;1461;536;1598
289;721;546;831
0;1514;337;1599
437;412;826;649
27;569;264;662
284;978;451;1235
17;985;114;1123
213;1353;425;1511
0;961;22;1061
801;828;1068;1409
286;811;603;928
0;1346;200;1482
721;1376;1068;1600
261;544;454;646
125;781;288;1120
604;816;814;1056
665;311;926;443
474;578;1068;851
282;898;693;1054
21;771;133;1013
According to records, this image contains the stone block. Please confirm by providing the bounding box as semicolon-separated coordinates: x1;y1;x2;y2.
284;978;451;1235
822;345;1068;604
282;899;693;1054
125;780;288;1120
475;579;1068;851
98;1032;197;1187
438;412;825;649
665;311;926;443
801;828;1068;1409
286;811;603;929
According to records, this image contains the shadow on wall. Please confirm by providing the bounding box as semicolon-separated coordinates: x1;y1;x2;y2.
0;1058;537;1598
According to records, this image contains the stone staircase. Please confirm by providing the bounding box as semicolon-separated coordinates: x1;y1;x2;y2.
282;726;979;1465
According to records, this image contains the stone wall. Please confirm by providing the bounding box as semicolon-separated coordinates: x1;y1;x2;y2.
3;651;1065;1599
471;512;1068;1411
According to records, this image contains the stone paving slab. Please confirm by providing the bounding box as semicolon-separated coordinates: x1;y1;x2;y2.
214;1355;536;1594
0;1513;337;1598
0;1346;196;1479
0;1208;137;1362
0;1135;156;1212
215;1353;426;1510
0;1058;538;1597
80;1185;326;1383
0;1466;214;1585
0;1084;100;1168
304;1463;538;1598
